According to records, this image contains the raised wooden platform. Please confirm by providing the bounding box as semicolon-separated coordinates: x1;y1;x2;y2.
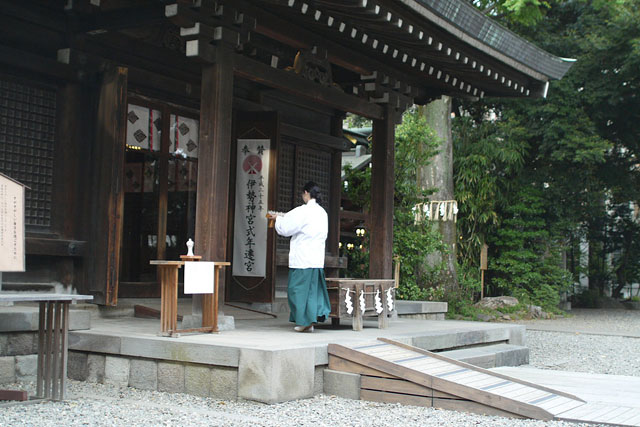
328;339;640;426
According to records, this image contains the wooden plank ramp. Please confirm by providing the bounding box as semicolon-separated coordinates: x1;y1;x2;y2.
327;339;640;426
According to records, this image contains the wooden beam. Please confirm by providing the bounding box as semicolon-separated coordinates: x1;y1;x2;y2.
0;46;76;82
0;390;28;401
194;46;234;306
185;39;379;117
73;33;200;85
369;105;395;279
232;0;431;99
280;123;350;151
0;0;66;32
58;46;201;106
73;4;166;33
25;238;86;257
233;52;384;120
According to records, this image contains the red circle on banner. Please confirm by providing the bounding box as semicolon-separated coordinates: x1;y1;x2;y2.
243;155;262;174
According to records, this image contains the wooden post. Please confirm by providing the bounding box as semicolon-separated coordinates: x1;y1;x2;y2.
480;243;488;299
44;302;53;398
378;284;389;329
369;105;396;279
60;303;69;400
36;302;45;398
327;114;344;278
158;264;180;335
353;284;363;331
51;302;62;400
193;47;235;317
88;65;128;306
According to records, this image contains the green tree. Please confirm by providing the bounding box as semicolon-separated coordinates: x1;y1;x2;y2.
453;0;640;306
490;185;572;309
342;110;445;300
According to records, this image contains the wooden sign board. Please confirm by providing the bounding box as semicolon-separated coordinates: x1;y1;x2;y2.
480;244;488;271
0;173;26;272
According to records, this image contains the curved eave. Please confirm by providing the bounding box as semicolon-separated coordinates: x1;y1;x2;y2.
408;0;575;81
250;0;574;99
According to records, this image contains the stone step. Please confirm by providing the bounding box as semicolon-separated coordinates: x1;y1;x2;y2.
395;300;448;320
437;343;529;369
0;306;91;333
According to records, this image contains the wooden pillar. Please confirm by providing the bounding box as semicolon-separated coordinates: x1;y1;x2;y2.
327;114;344;277
88;65;128;305
194;47;234;311
369;105;395;279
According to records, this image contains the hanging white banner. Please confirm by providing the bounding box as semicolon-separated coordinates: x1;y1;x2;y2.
233;138;270;277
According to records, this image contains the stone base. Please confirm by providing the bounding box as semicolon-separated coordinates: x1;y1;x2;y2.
238;347;315;404
180;314;235;330
0;307;91;333
395;301;448;320
323;369;360;400
0;354;37;384
67;351;240;400
62;309;529;404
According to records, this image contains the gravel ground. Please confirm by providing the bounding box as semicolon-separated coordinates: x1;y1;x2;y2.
0;381;591;427
526;330;640;376
2;309;637;427
523;308;640;376
520;308;640;337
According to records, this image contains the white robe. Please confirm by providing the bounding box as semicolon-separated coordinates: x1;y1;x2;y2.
275;199;327;268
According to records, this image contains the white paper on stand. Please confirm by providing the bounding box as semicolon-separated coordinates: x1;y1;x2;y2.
184;261;215;294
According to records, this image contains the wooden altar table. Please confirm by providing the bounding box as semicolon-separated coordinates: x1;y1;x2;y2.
150;260;230;337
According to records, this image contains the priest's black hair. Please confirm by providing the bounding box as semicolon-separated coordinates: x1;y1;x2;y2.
303;181;322;204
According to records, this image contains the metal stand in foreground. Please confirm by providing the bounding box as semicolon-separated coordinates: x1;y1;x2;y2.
0;293;93;401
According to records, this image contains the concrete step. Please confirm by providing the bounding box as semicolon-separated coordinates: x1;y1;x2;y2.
0;305;91;333
395;301;448;320
437;343;529;369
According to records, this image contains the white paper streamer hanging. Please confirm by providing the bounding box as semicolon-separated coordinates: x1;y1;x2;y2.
374;290;383;314
386;288;394;312
359;290;366;313
344;288;353;315
413;200;458;223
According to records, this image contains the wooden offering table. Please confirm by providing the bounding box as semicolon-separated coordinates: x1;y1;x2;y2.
149;260;230;337
0;293;93;401
325;279;396;331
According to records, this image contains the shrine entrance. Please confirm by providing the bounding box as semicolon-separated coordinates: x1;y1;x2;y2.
118;97;199;298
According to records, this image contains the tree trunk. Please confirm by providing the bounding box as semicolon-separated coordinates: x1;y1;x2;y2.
418;97;459;292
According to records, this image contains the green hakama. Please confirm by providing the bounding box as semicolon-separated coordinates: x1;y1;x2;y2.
288;268;331;326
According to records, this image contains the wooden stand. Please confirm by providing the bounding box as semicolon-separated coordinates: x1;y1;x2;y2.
150;260;230;337
325;278;395;331
0;294;93;401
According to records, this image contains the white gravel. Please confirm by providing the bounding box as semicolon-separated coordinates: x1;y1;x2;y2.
520;308;640;337
0;381;591;427
523;308;640;376
3;309;637;426
526;330;640;376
